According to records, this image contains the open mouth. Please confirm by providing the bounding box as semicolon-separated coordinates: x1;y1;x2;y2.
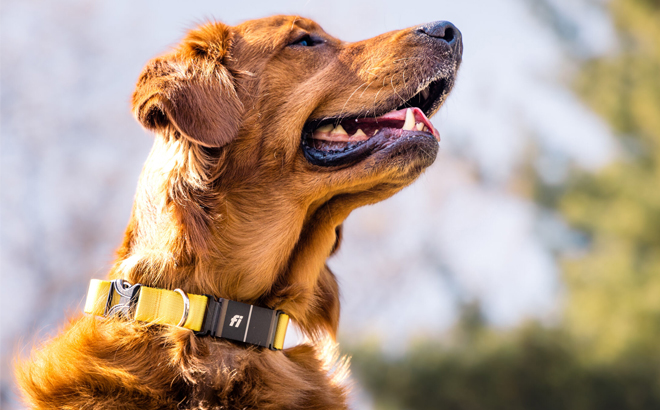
302;77;448;167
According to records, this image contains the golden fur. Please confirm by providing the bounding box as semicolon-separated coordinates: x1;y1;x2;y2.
16;15;461;409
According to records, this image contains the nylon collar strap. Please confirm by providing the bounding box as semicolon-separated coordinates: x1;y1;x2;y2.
84;279;289;350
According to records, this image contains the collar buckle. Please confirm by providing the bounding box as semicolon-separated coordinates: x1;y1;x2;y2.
194;297;285;350
104;279;142;318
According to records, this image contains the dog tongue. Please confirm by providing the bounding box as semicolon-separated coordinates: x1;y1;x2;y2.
311;107;441;144
374;107;440;140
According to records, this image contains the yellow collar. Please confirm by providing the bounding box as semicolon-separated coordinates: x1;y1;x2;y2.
84;279;289;350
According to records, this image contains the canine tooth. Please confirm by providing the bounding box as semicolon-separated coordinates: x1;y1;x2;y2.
316;124;333;133
351;129;368;140
423;126;429;132
332;124;348;135
402;108;415;131
415;122;425;131
421;88;430;100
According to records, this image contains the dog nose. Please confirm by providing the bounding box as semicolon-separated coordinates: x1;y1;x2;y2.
417;21;462;54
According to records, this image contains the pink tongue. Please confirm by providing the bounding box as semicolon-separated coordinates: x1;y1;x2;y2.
311;107;441;143
376;107;440;140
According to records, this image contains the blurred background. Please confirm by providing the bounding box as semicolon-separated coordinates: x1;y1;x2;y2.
2;0;659;408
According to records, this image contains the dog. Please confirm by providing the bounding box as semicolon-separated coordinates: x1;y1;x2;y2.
16;15;462;409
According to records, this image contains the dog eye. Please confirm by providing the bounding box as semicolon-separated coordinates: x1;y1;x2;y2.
289;34;319;47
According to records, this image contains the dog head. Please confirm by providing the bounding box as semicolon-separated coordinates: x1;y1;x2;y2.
126;15;462;338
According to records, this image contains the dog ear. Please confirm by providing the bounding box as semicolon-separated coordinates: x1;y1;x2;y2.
131;23;242;148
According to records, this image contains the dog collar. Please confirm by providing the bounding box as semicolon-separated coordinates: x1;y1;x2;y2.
84;279;289;350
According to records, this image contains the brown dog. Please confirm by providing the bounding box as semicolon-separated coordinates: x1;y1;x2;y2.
16;15;462;409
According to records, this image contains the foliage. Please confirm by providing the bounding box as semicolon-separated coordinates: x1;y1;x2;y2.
560;0;660;361
351;314;660;410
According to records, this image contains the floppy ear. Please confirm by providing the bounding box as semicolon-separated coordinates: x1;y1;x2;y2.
131;23;242;148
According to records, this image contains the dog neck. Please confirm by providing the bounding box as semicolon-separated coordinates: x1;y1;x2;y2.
109;135;344;339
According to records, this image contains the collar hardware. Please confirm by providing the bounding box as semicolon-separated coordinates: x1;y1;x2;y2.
85;279;289;350
105;279;142;318
173;288;190;327
197;298;285;349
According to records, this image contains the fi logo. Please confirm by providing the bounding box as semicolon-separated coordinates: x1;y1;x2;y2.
229;315;244;328
220;300;253;341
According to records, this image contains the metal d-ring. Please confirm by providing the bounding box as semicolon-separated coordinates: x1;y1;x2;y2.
174;288;190;327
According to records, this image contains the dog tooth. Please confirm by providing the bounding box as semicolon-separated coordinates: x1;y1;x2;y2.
316;124;333;133
332;124;348;135
421;88;430;100
423;126;429;132
415;122;424;131
402;108;415;131
351;129;368;140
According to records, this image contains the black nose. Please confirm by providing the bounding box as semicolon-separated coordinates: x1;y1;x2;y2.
417;21;462;52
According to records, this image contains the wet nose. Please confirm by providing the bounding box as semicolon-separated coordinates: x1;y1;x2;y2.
417;21;462;54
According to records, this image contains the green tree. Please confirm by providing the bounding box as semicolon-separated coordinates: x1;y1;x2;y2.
352;309;660;410
560;0;660;361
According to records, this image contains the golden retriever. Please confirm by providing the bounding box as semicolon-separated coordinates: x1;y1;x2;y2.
16;15;462;409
